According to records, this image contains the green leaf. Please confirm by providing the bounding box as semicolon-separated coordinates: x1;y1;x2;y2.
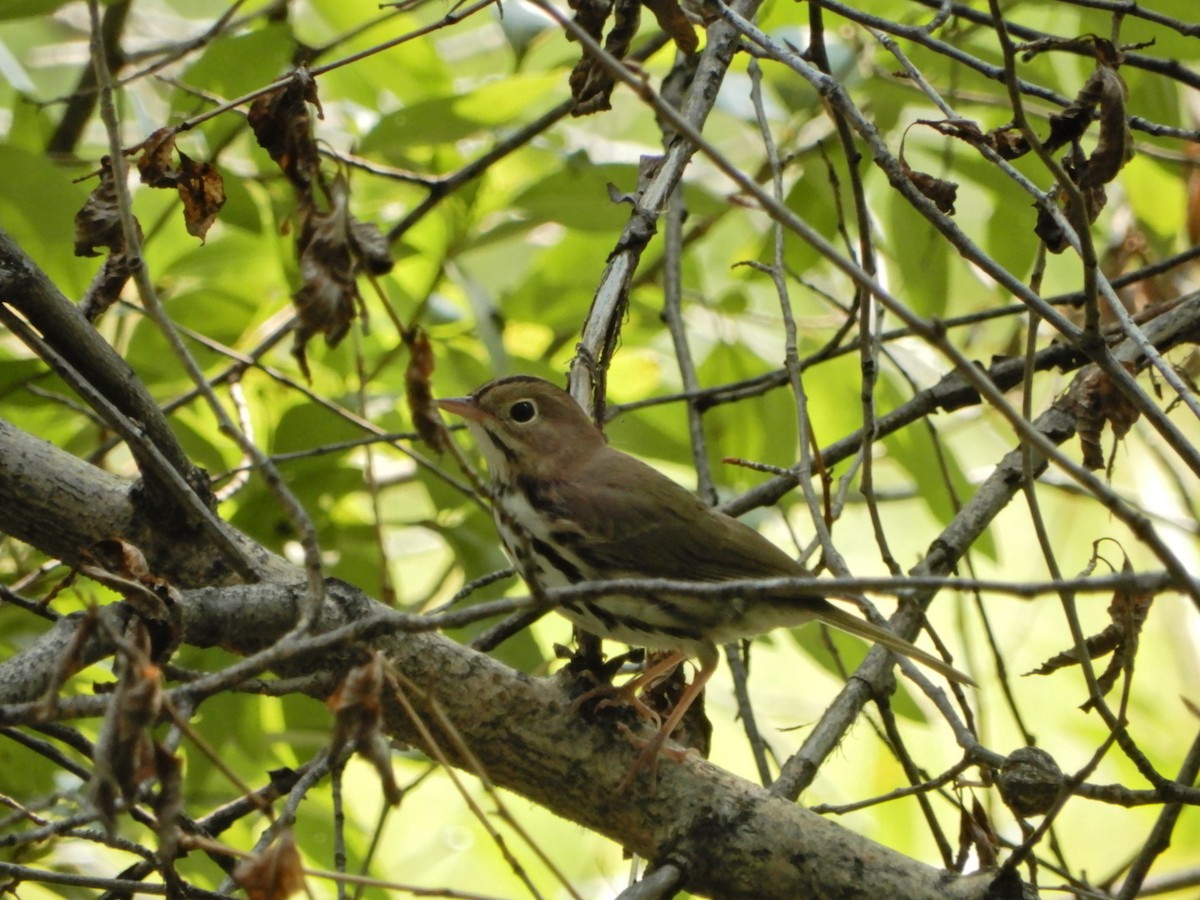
1123;155;1186;242
361;72;561;155
180;24;294;102
788;626;927;722
0;146;92;296
878;376;997;560
512;161;635;232
882;173;950;319
0;0;73;19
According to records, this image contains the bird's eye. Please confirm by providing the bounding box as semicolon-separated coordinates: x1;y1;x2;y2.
509;400;537;424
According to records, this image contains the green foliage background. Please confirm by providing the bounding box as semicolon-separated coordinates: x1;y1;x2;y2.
1;0;1199;896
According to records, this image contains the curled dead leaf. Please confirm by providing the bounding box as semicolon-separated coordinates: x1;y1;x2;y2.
80;537;180;622
135;130;225;240
350;217;393;276
291;181;359;377
1042;39;1133;186
1058;362;1139;470
1077;65;1133;189
916;118;1030;161
176;152;225;241
89;642;164;833
74;157;143;318
908;167;958;215
74;157;133;258
960;797;1000;868
136;127;180;188
641;0;698;54
328;653;402;805
898;133;958;215
1027;549;1151;712
234;830;306;900
568;0;638;115
290;173;392;377
248;69;322;190
404;327;447;452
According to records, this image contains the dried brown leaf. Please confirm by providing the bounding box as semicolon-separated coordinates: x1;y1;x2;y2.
349;217;393;276
966;797;999;868
1044;40;1133;190
1042;39;1116;151
1036;146;1110;254
569;0;638;115
176;152;225;241
900;153;957;215
292;183;359;378
1027;624;1121;676
914;118;1031;165
248;70;322;190
1078;65;1133;189
1028;551;1152;712
288;175;389;377
569;62;615;115
1081;650;1125;710
74;157;129;257
989;125;1030;160
605;0;640;58
79;253;135;321
234;830;306;900
134;129;225;241
1034;201;1067;254
74;157;144;319
641;0;697;54
1002;38;1133;254
1044;93;1096;153
80;538;179;622
566;0;612;41
85;537;151;580
1060;364;1140;470
136;127;180;188
1107;556;1152;632
89;652;164;833
328;654;401;805
405;327;445;451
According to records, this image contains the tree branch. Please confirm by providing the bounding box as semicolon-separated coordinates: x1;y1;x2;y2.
0;416;1009;899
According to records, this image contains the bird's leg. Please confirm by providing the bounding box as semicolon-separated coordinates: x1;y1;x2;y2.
571;650;687;723
617;656;716;791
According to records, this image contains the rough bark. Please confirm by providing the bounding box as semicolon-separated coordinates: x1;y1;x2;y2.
0;416;1004;899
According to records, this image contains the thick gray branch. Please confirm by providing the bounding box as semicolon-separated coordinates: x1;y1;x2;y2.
0;417;289;585
0;227;209;520
0;419;1006;899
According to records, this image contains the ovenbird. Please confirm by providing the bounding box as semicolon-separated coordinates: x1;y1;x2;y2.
439;376;970;771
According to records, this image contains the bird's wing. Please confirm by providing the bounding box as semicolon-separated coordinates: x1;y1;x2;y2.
556;447;974;684
559;446;806;582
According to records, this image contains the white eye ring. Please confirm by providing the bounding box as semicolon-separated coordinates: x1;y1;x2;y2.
509;399;537;424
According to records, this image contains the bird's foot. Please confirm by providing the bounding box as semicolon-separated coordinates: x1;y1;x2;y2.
570;680;661;725
614;722;692;791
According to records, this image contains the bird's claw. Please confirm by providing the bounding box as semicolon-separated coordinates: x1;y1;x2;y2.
614;721;692;792
571;681;661;724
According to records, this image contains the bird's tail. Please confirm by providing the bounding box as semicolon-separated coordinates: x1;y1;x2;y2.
815;602;974;686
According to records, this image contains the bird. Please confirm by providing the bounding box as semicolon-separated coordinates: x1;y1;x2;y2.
438;375;971;779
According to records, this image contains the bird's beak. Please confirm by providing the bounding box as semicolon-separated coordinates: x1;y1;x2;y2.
436;396;486;421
